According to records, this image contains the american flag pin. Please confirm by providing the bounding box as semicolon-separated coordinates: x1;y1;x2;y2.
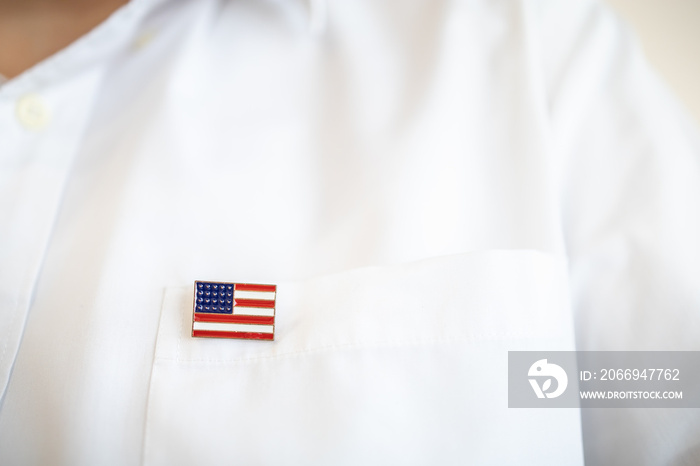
192;281;276;341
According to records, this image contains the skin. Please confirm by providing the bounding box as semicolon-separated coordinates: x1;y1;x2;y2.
0;0;129;78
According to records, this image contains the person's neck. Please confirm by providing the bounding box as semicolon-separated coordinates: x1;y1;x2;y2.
0;0;130;78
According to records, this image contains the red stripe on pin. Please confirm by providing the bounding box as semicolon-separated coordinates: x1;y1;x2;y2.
192;330;275;340
235;283;276;292
234;299;275;308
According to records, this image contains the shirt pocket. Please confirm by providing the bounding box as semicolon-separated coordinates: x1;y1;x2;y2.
143;249;583;466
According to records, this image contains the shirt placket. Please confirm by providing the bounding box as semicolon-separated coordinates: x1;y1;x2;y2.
0;66;105;401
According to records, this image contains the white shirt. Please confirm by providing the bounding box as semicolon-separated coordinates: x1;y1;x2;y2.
0;0;699;464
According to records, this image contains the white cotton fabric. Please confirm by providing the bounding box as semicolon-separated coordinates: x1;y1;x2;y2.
0;0;698;464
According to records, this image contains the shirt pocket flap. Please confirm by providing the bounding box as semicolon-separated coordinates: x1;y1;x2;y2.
155;249;574;363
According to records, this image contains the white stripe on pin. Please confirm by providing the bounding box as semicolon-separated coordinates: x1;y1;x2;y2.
234;290;276;301
233;306;275;317
192;321;275;334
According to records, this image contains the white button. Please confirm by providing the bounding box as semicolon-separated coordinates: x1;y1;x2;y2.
132;30;156;51
16;93;50;130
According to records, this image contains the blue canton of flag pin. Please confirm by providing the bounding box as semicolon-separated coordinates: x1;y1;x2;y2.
192;281;276;341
